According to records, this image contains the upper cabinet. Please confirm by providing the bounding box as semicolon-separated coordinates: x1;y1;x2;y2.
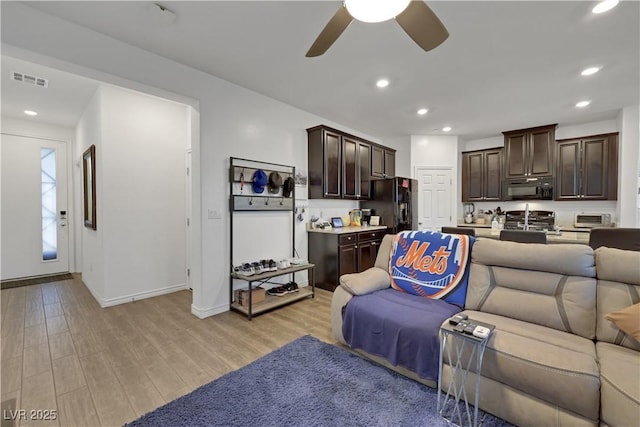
461;148;503;202
371;145;396;178
308;127;342;199
342;137;372;200
308;125;392;200
556;133;618;201
503;124;556;179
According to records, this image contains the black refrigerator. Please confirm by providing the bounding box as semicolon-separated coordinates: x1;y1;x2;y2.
361;177;418;234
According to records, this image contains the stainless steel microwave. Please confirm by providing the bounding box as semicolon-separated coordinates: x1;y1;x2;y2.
503;177;554;201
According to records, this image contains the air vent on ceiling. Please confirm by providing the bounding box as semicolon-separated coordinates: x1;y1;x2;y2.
11;71;49;88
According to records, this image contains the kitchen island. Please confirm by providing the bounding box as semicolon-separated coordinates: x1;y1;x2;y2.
455;222;591;244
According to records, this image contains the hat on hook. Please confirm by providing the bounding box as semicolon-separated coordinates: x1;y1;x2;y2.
268;171;283;194
252;169;268;194
282;176;295;198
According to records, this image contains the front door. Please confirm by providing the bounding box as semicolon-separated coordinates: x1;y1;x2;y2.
1;134;69;280
415;167;452;231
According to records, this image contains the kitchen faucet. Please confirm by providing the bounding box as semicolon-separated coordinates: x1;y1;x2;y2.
524;203;530;231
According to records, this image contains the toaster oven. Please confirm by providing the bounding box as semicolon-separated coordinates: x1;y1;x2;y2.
574;213;612;228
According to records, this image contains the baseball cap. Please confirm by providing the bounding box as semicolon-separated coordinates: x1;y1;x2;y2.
252;169;268;193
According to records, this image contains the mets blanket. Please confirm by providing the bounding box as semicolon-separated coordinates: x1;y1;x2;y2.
390;230;475;307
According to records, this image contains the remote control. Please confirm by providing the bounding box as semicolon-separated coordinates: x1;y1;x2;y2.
449;313;469;326
454;321;466;333
463;322;477;334
473;325;491;339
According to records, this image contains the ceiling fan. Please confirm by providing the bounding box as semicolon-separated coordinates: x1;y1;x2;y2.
306;0;449;57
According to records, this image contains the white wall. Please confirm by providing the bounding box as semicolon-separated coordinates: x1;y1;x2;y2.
74;85;189;306
384;135;412;178
75;89;104;301
1;3;401;317
617;105;640;227
100;85;188;303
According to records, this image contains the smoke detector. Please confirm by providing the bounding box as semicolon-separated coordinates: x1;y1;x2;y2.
11;71;49;88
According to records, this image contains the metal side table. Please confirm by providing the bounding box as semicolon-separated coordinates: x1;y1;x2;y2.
437;321;494;427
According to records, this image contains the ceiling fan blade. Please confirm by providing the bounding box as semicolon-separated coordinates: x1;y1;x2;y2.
306;6;353;57
395;1;449;52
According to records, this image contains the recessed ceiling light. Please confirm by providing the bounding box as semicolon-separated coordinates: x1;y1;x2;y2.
581;67;601;76
417;108;428;115
575;100;591;108
376;79;389;88
442;126;452;132
592;0;619;14
24;110;38;116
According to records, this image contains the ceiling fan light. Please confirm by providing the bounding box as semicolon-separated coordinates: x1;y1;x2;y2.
592;0;619;14
345;0;411;23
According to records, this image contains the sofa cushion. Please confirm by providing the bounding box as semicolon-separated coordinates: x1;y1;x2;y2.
445;310;600;421
339;267;390;296
595;247;640;350
472;239;596;277
374;234;394;271
597;342;640;427
595;247;640;285
466;240;597;338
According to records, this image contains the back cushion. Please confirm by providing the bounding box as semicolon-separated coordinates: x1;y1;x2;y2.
466;239;597;339
595;247;640;350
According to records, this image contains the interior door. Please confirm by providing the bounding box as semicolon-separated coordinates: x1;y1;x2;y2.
415;168;452;231
1;134;69;280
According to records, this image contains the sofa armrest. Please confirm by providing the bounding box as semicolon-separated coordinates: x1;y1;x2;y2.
339;267;390;296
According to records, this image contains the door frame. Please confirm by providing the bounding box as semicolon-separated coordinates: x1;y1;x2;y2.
1;131;74;276
413;166;456;229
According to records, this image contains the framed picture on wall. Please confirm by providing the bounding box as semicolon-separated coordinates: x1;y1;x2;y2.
83;145;97;230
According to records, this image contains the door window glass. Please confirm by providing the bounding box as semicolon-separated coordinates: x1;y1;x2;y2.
41;148;57;261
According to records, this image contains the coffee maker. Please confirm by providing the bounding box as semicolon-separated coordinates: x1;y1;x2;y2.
361;209;374;225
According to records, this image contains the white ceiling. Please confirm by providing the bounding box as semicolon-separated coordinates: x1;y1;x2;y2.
3;1;639;140
1;56;99;127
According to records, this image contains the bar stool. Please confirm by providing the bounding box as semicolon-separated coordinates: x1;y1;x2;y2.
588;228;640;251
500;230;547;244
441;227;476;237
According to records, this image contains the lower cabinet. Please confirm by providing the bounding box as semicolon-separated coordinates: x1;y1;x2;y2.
308;229;385;291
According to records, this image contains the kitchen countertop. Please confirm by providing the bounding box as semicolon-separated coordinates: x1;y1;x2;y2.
472;227;590;244
456;222;593;233
307;225;388;234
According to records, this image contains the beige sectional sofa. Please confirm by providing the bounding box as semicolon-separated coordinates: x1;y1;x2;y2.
331;235;640;427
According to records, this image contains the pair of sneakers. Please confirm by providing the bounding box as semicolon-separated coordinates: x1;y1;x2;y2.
266;282;299;297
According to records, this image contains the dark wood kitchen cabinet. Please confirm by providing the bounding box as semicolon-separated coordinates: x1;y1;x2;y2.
308;125;384;200
308;127;342;199
371;146;396;178
342;137;372;200
308;229;386;291
503;124;556;179
556;133;618;200
462;148;503;202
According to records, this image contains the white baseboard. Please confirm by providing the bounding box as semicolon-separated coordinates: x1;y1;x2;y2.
191;303;227;319
97;283;188;308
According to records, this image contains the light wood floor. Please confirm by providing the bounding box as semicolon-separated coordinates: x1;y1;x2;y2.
1;277;335;426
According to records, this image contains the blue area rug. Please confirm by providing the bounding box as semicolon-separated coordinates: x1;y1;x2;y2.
126;335;513;427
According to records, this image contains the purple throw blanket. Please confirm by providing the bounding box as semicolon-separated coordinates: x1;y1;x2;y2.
342;288;461;381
